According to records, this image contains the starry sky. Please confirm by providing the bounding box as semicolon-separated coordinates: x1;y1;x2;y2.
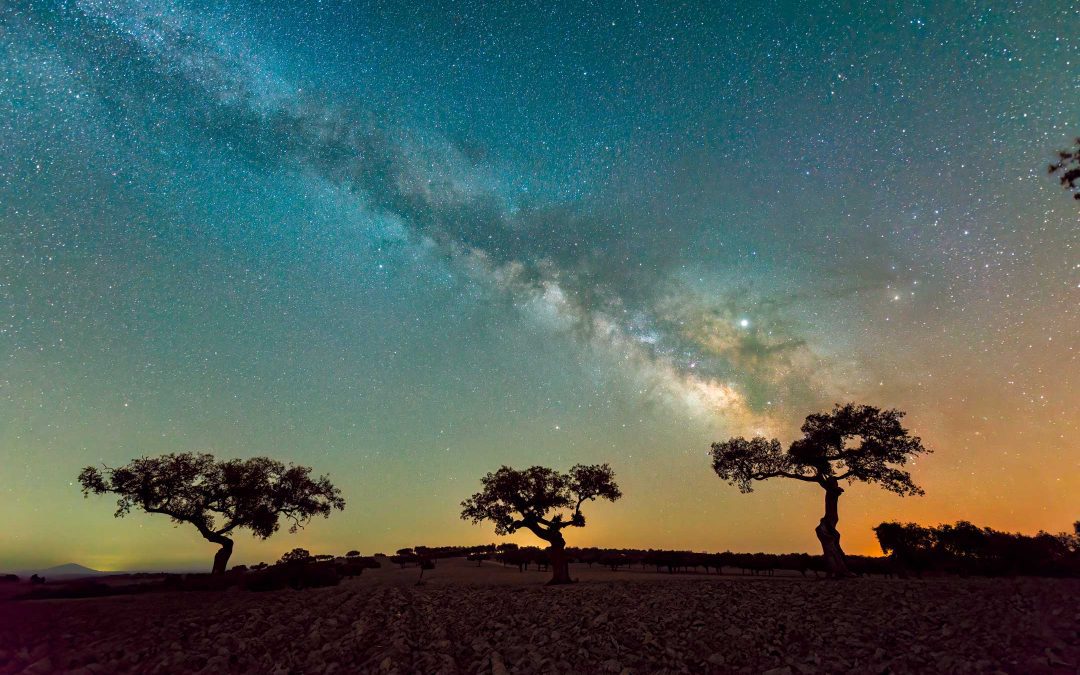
1;0;1077;571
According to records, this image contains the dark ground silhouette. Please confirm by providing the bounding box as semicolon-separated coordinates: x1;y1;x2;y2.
2;557;1076;674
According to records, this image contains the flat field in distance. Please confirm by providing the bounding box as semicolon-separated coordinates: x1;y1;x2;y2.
1;557;1077;674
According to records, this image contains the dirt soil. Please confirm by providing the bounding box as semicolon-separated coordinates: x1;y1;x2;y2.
1;558;1077;674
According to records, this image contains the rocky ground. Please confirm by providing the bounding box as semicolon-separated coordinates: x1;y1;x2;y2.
1;559;1077;674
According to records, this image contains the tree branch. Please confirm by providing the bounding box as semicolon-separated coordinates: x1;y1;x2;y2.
755;470;820;483
145;507;231;545
217;519;243;535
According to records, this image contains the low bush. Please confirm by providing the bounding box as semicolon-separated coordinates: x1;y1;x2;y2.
245;561;341;592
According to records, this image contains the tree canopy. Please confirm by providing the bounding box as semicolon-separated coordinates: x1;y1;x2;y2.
280;548;313;564
79;452;345;573
460;464;622;536
711;403;929;496
1049;138;1080;200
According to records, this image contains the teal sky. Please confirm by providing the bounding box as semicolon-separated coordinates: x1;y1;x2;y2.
1;0;1077;571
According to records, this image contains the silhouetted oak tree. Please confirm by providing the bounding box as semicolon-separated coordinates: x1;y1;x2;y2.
1049;138;1080;199
280;547;313;565
460;464;621;584
79;453;345;574
710;403;929;576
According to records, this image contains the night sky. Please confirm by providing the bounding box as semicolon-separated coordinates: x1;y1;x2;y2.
2;0;1077;571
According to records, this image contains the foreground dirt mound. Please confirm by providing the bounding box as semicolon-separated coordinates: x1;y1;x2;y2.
1;569;1076;674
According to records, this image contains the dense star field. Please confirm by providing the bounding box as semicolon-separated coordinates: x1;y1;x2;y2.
1;1;1078;570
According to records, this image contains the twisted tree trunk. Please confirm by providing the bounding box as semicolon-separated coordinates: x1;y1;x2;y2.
548;537;572;585
522;521;574;585
815;479;851;577
210;535;234;575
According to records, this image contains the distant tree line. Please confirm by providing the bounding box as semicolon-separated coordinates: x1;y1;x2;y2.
446;533;1077;579
477;545;845;577
874;520;1080;577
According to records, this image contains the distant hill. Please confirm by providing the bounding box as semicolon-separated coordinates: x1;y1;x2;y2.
19;563;117;579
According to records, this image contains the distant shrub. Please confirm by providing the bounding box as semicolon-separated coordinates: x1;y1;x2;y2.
161;574;184;590
336;562;367;578
390;554;418;568
22;581;118;600
243;571;280;592
847;555;897;577
395;544;497;561
336;555;379;577
173;573;238;592
599;553;631;571
345;550;361;558
279;548;313;565
1;574;19;583
496;546;542;572
245;562;341;592
415;555;436;585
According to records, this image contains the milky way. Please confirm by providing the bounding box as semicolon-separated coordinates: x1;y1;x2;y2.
1;0;1077;568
